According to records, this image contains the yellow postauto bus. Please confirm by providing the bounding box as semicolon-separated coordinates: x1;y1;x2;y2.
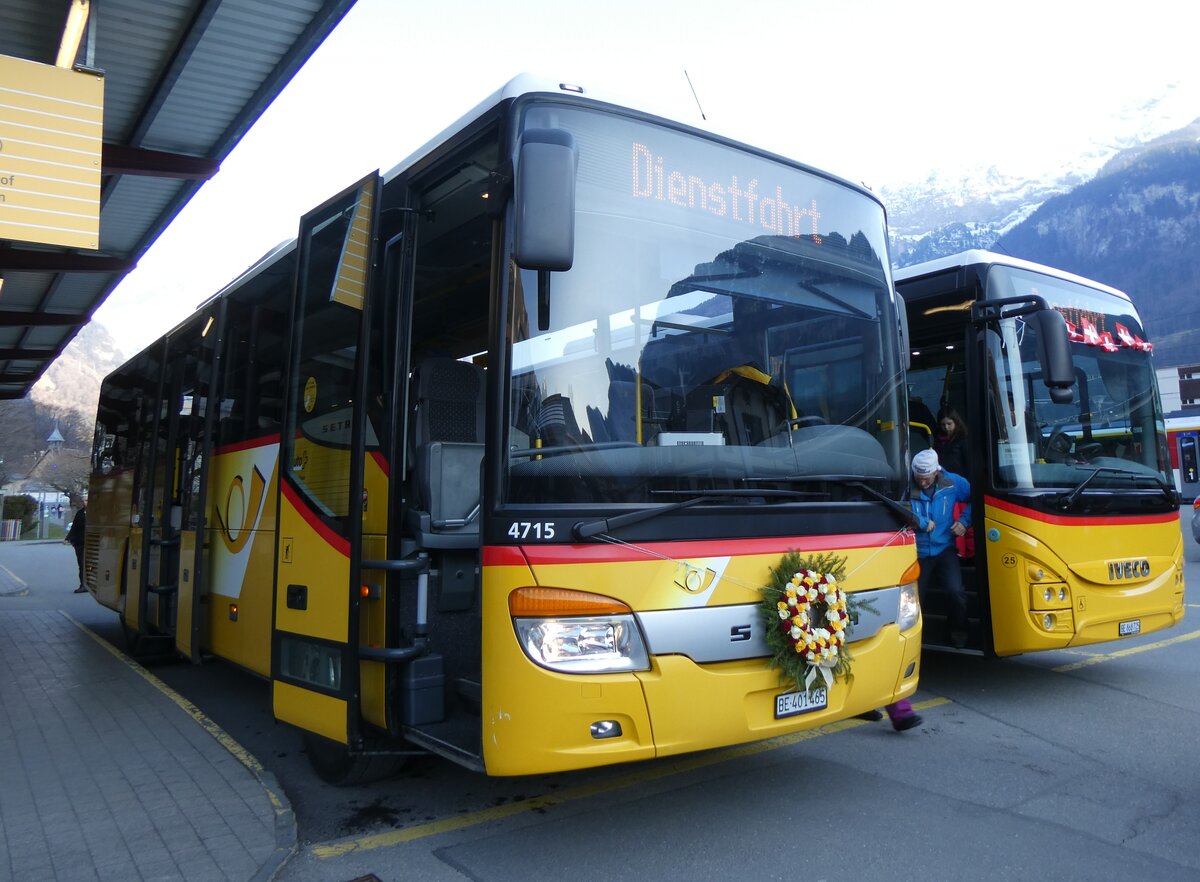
895;251;1185;655
85;76;922;782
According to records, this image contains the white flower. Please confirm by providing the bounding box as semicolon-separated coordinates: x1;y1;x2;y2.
825;573;837;585
790;626;803;640
778;608;791;620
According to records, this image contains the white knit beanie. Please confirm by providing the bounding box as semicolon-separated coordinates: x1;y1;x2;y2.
912;448;940;477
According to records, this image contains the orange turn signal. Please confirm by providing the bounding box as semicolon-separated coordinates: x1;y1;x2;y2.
508;586;631;617
900;559;921;585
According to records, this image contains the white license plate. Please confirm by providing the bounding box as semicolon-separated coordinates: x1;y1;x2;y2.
1119;619;1141;636
775;687;828;719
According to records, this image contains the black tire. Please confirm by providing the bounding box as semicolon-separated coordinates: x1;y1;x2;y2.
120;618;175;662
121;619;143;656
302;732;406;786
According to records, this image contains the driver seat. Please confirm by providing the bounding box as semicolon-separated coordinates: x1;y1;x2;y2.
408;357;485;548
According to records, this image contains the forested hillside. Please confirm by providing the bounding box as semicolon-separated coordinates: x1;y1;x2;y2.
997;137;1200;367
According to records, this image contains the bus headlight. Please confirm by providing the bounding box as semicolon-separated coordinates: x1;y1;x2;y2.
509;587;650;674
898;580;921;632
514;615;650;673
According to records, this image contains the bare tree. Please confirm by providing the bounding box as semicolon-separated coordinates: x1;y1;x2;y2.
27;447;91;509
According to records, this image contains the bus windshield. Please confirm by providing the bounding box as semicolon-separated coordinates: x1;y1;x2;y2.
505;104;905;505
984;265;1169;492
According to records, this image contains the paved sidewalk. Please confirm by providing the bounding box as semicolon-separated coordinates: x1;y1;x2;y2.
0;561;295;881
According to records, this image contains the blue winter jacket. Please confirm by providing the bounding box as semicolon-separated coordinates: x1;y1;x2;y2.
909;470;972;558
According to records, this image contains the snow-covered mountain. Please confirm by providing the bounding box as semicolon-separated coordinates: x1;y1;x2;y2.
884;167;1064;266
881;100;1200;369
883;84;1200;268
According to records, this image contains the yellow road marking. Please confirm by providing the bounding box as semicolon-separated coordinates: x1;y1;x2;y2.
60;611;292;818
1052;628;1200;672
312;697;950;858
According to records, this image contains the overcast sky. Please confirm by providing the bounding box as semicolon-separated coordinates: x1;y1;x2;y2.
92;0;1200;356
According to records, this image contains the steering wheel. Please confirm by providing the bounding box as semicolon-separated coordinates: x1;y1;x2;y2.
1045;427;1073;462
781;415;827;431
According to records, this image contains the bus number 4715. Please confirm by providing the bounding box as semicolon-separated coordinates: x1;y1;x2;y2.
508;521;556;540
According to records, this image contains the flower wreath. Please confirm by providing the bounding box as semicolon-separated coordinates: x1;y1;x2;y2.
760;551;867;693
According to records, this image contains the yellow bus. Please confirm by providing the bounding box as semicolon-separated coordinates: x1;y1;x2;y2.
86;76;922;782
895;251;1186;655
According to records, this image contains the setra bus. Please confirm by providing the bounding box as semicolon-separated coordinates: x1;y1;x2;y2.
895;251;1186;656
85;75;922;781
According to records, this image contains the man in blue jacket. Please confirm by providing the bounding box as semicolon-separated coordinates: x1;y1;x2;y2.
909;448;971;648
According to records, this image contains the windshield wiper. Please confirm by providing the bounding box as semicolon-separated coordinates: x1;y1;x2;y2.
746;474;917;529
571;489;811;540
1054;467;1178;510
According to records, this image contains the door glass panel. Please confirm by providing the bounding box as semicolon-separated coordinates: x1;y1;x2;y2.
284;176;377;533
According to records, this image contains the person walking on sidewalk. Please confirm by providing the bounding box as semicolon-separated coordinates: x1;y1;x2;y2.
66;505;87;593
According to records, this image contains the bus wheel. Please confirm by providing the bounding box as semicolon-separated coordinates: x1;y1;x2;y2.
302;733;406;786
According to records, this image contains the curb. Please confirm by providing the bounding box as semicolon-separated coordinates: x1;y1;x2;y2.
62;611;299;880
0;562;30;596
252;768;298;882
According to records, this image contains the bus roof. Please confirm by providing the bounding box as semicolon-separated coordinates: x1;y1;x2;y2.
197;238;296;310
893;249;1130;303
378;73;880;205
157;73;888;364
380;74;688;187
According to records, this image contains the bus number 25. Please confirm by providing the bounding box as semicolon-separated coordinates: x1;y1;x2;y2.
508;521;556;540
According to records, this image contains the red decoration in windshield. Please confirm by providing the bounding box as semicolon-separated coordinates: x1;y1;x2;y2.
1061;314;1152;353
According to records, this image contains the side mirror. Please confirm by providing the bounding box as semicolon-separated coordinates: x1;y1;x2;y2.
1034;308;1074;404
895;290;911;371
513;128;577;271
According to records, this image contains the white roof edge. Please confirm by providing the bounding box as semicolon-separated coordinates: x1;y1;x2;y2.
196;237;297;312
377;74;874;202
381;74;622;185
894;249;1129;302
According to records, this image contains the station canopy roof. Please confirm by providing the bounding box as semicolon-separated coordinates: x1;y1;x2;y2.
0;0;358;399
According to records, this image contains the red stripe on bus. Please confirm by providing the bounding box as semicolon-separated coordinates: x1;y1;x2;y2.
984;494;1179;526
214;433;282;456
483;532;912;567
369;450;390;477
483;546;529;567
281;479;350;555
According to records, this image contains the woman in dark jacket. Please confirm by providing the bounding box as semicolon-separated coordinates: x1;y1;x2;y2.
934;408;969;477
934;408;974;560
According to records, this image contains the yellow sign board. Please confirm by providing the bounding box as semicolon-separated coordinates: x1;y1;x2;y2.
330;176;375;310
0;54;103;250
